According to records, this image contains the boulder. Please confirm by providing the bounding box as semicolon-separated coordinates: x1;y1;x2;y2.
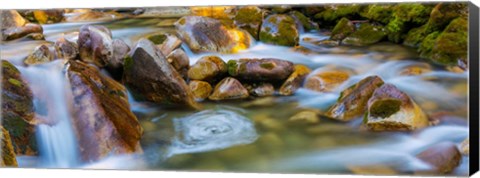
342;23;387;46
1;60;37;156
67;60;143;162
279;64;311;96
1;10;27;29
416;142;462;174
166;48;190;80
209;77;249;100
123;39;199;109
2;23;43;41
364;84;429;131
330;17;355;41
187;56;227;82
54;37;79;60
189;80;213;101
175;16;252;53
325;76;384;121
24;44;54;65
77;24;113;67
32;10;65;24
227;58;294;82
233;6;265;39
304;69;351;92
1;126;18;167
259;14;299;46
243;83;275;97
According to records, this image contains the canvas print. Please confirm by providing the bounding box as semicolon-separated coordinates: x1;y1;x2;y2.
0;1;475;176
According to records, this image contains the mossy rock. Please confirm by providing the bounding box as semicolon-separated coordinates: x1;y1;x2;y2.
313;4;365;25
233;6;265;39
425;2;468;33
360;4;394;24
385;3;433;43
259;14;299;46
421;17;468;66
330;17;355;41
1;126;18;167
187;56;227;82
279;64;311;96
342;23;387;46
147;34;167;45
403;25;429;47
289;11;319;32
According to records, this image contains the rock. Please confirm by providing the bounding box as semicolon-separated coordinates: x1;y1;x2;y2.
107;39;130;70
66;11;124;22
227;58;294;82
243;83;275;97
259;14;299;46
187;56;227;82
289;110;320;125
208;77;249;100
175;16;252;53
271;5;292;13
420;17;468;66
25;33;45;40
1;126;18;167
313;5;363;25
302;6;325;17
304;69;351;92
360;4;394;24
289;11;319;32
2;23;43;41
32;10;64;24
342;23;387;46
460;138;468;155
24;44;54;65
364;84;429;131
325;76;384;121
123;39;199;109
166;48;190;80
77;24;113;67
330;17;355;41
385;4;433;43
233;6;265;39
1;60;37;156
189;80;213;101
1;10;27;29
399;63;432;76
148;33;182;56
416;142;462;174
54;37;78;60
279;64;311;96
67;60;143;162
190;6;236;19
425;3;467;33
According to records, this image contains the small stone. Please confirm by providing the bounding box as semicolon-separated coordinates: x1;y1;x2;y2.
241;97;277;108
77;24;114;67
416;142;462;174
188;56;227;82
243;83;275;97
166;48;190;80
24;44;54;65
156;33;182;56
32;10;64;24
233;6;265;39
208;77;249;101
279;64;311;95
189;80;213;101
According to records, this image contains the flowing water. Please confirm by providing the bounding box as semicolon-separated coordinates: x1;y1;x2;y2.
0;17;469;176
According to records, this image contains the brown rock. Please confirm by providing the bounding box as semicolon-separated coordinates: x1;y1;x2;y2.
304;69;351;92
2;23;43;41
1;60;37;156
1;126;18;167
325;76;384;121
32;10;64;24
123;39;199;109
227;58;294;82
67;60;143;162
209;77;249;100
243;83;275;97
188;56;227;82
279;64;311;95
416;142;462;174
54;37;78;60
24;44;54;65
157;33;182;56
189;80;213;101
166;48;190;80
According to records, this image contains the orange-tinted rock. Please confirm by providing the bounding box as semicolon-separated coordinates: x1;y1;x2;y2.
304;69;351;92
24;44;54;65
209;77;249;100
189;80;213;101
279;64;311;95
188;56;227;82
2;23;43;41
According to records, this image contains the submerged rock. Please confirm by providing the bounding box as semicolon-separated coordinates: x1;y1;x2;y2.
304;69;351;92
2;23;43;41
166;48;190;80
243;83;275;97
175;16;252;53
364;84;429;131
279;64;311;96
209;77;249;100
1;126;18;167
233;6;265;39
123;39;199;109
188;56;227;82
416;142;462;174
32;10;65;24
24;44;54;65
288;110;320;125
227;58;294;82
342;23;387;46
54;37;79;60
189;80;213;101
330;17;355;41
67;60;143;162
325;76;384;121
259;14;299;46
1;60;37;156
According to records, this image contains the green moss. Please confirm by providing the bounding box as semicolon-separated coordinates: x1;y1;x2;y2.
259;15;299;46
289;11;318;31
342;23;387;46
147;34;167;45
123;56;134;71
234;6;263;39
418;31;440;58
425;2;468;33
403;25;428;47
360;4;394;24
227;60;238;76
314;4;364;24
384;3;432;43
259;62;275;70
330;17;354;41
369;99;402;118
7;78;22;87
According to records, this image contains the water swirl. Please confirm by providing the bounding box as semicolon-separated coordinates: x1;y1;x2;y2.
167;109;258;157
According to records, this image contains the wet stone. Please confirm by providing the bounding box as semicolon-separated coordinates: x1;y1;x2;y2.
188;56;227;82
208;77;249;101
228;58;294;82
416;142;462;174
189;80;213;101
304;69;351;92
243;83;275;97
279;64;311;96
24;44;54;65
54;37;78;60
166;48;190;80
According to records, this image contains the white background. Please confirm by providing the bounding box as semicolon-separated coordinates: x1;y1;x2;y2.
0;0;479;177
